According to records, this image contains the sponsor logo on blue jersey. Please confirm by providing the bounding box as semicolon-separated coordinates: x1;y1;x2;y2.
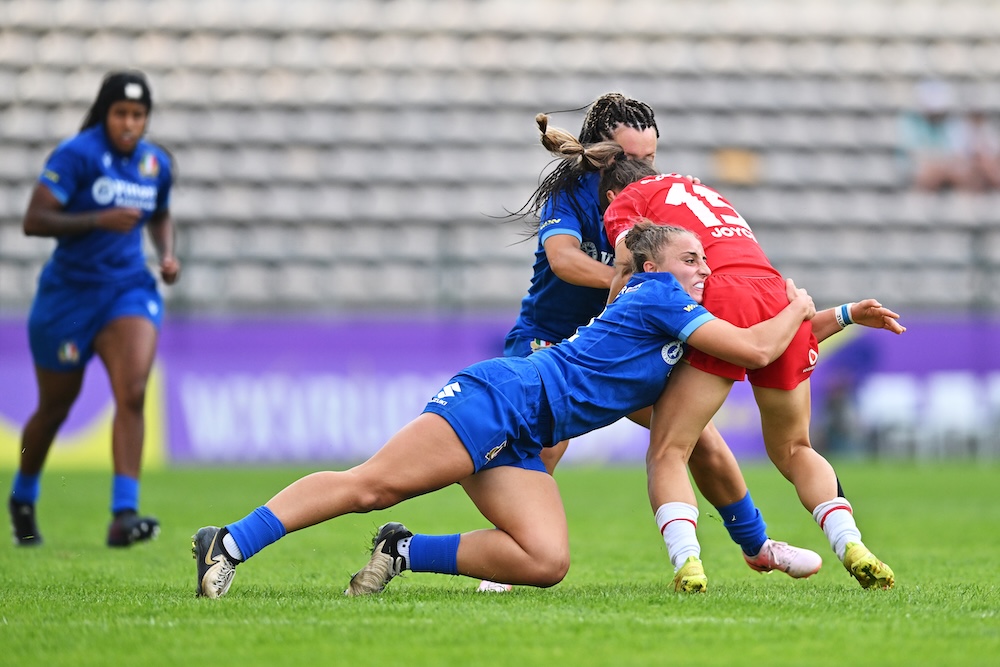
91;176;158;211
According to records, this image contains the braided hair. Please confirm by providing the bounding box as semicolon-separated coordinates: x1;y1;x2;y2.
578;92;657;144
513;93;658;232
77;70;176;179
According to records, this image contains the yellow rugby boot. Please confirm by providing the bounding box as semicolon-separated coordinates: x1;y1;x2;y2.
843;542;895;589
672;555;708;593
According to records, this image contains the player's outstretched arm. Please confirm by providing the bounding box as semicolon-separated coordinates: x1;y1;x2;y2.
811;299;906;343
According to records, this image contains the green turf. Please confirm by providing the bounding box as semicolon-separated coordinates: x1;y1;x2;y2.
1;462;997;666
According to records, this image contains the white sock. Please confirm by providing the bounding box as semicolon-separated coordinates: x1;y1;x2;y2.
812;497;862;561
654;502;700;570
397;536;411;567
222;531;244;561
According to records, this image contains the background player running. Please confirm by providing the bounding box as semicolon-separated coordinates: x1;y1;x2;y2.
8;70;179;548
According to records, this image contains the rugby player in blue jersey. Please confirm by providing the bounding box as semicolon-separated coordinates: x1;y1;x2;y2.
485;96;820;592
8;71;179;548
192;223;900;598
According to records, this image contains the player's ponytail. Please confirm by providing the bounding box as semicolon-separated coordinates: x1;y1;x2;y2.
506;92;659;235
537;114;624;172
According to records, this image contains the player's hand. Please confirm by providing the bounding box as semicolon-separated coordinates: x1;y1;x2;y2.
683;174;702;184
95;207;142;233
850;299;906;334
160;255;181;284
786;278;816;320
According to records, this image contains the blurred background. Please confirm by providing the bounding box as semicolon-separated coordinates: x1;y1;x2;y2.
1;0;999;467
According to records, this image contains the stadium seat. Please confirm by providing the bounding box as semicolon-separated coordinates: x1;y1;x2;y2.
920;372;988;458
856;373;922;458
1;0;999;316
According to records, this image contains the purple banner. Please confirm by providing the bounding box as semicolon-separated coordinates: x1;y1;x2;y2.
158;315;509;463
3;313;999;466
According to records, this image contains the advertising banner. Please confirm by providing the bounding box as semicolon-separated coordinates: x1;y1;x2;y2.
2;313;999;468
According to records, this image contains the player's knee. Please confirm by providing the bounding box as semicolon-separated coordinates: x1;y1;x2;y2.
115;379;147;413
353;486;393;512
33;403;73;430
525;545;570;587
350;478;406;513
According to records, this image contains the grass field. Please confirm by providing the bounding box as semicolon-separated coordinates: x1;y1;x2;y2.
1;461;998;666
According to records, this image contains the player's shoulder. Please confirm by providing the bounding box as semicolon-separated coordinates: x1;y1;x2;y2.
52;127;102;158
638;172;687;185
138;139;172;162
551;172;600;208
622;271;684;298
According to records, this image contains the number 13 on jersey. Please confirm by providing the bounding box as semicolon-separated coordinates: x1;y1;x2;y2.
663;181;756;240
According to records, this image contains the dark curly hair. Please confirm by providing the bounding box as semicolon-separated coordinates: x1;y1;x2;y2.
510;93;658;232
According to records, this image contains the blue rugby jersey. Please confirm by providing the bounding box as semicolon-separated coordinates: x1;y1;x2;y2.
37;125;173;284
505;171;615;346
527;272;715;443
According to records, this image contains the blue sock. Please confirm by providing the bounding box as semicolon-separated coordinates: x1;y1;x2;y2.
111;474;139;515
408;534;461;575
11;472;41;504
716;491;768;556
225;506;287;561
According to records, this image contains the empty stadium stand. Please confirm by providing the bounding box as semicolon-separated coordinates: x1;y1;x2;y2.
1;0;998;312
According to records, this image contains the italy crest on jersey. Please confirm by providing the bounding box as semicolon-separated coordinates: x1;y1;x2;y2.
138;152;160;178
57;340;80;364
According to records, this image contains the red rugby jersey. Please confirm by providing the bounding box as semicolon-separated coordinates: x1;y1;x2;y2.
603;173;779;277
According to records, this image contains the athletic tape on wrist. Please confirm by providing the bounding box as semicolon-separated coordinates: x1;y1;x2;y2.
835;303;854;329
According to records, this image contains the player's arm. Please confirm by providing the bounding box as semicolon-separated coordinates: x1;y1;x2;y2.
811;300;906;342
23;183;141;236
147;208;181;285
686;279;816;369
543;233;615;289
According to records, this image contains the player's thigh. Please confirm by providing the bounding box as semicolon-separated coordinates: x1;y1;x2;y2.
354;412;476;502
94;316;159;399
752;380;813;459
33;366;85;415
649;362;733;457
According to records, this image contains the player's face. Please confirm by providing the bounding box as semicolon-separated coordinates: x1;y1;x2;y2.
644;235;711;304
105;101;148;153
611;126;657;164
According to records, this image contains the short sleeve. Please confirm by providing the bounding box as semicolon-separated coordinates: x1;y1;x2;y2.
38;141;86;205
537;178;598;245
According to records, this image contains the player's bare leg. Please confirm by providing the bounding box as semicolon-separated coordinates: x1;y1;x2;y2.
754;382;893;589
